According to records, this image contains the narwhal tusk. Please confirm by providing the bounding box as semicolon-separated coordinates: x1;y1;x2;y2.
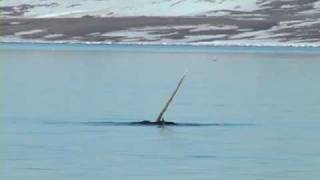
155;71;187;123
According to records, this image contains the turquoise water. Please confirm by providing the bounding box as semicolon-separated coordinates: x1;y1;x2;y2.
1;43;320;179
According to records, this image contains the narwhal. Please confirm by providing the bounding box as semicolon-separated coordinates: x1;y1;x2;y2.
134;71;187;126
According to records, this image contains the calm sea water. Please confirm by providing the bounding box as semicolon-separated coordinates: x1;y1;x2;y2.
1;43;320;180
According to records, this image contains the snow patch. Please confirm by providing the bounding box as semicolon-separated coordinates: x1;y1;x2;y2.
189;24;238;32
280;4;296;9
102;31;150;39
279;20;320;29
101;28;179;41
314;1;320;9
44;34;64;39
299;1;320;14
184;34;228;42
0;0;259;18
88;32;102;36
10;21;21;25
15;29;46;36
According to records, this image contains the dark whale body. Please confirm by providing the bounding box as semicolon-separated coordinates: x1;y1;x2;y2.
130;120;176;126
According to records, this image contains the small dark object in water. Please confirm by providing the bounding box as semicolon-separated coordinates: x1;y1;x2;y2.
131;120;176;126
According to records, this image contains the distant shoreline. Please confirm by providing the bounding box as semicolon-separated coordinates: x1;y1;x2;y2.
2;41;320;55
1;17;320;48
1;40;320;48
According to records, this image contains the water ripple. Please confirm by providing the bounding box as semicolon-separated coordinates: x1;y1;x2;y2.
81;121;254;127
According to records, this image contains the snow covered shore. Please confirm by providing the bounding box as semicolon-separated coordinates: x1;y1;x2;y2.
1;0;319;46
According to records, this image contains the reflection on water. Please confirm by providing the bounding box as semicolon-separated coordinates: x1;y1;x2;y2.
1;43;320;180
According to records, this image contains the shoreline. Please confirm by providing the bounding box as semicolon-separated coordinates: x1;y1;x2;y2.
2;41;320;54
1;40;320;48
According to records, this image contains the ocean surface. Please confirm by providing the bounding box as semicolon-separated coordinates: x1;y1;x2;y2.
1;43;320;180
